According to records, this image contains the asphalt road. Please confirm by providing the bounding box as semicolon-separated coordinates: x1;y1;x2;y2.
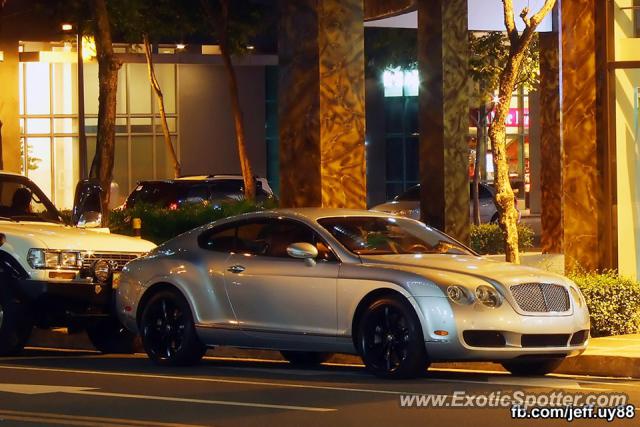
0;348;638;427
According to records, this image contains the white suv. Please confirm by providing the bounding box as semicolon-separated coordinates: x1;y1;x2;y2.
0;171;155;355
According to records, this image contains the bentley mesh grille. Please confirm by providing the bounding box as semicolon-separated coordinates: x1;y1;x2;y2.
510;283;570;312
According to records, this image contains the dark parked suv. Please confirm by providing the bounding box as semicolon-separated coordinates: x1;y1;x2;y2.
123;175;275;210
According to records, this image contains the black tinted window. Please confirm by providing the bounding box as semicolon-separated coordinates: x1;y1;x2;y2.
126;182;178;207
198;226;236;252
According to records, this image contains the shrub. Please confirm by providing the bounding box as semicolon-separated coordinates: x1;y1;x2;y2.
469;223;534;255
109;198;277;244
568;271;640;337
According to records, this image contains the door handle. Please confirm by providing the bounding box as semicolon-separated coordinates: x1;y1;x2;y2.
227;265;245;274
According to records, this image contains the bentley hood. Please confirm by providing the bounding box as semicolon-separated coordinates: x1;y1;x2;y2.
359;254;568;288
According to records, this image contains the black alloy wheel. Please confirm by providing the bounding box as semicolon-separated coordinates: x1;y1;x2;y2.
140;290;206;366
358;296;428;379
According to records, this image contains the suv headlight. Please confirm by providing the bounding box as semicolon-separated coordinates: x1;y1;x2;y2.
27;249;82;269
475;285;503;308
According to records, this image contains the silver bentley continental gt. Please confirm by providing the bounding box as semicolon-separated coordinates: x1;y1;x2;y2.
115;209;590;379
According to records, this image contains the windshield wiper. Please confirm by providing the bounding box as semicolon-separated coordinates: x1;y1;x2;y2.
0;216;17;222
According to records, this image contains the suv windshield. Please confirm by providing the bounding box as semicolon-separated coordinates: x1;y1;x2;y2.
0;174;62;223
318;216;471;256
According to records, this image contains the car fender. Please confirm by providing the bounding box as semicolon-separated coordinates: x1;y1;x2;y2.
127;256;235;330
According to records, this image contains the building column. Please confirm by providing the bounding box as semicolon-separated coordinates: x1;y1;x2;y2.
560;0;615;271
539;29;563;254
0;37;21;173
278;0;366;208
417;0;470;243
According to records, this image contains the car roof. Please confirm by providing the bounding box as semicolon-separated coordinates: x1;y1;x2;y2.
236;208;399;222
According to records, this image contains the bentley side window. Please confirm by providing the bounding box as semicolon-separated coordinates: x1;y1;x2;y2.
198;226;236;252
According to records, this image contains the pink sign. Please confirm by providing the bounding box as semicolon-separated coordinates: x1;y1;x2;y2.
488;108;529;128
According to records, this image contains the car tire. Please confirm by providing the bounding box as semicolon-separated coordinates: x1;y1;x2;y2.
0;283;33;356
140;289;206;366
280;351;332;366
356;295;428;379
501;358;565;376
86;318;136;354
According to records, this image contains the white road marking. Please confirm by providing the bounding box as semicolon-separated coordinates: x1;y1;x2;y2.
0;364;414;396
0;363;623;396
0;383;335;413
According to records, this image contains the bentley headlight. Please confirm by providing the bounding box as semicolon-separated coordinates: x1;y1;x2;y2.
447;285;473;305
475;285;502;308
27;249;82;269
570;287;584;308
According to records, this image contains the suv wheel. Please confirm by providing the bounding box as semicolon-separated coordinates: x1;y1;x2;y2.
0;284;33;356
357;296;428;379
140;289;206;366
86;318;136;354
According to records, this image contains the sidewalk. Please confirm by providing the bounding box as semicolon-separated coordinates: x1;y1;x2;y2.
26;330;640;379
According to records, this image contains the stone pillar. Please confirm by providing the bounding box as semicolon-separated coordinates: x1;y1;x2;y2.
560;0;614;271
417;0;470;243
539;30;563;253
278;0;366;208
0;37;21;173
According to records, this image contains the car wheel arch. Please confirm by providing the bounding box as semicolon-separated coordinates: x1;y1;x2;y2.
350;288;417;349
136;282;190;329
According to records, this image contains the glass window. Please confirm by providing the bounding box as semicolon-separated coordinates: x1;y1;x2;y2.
0;176;60;222
25;63;50;115
384;97;404;134
52;63;78;115
130;136;154;186
198;226;237;252
25;137;52;199
318;216;471;256
53;137;79;209
129;64;152;114
385;138;404;182
236;220;270;255
112;136;129;206
153;64;176;114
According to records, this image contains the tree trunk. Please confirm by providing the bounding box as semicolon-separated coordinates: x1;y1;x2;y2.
0;120;4;170
201;0;256;201
472;105;485;225
489;59;522;263
89;0;121;223
143;34;181;179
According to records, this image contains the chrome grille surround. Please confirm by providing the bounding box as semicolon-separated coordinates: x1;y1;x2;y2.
510;283;570;313
81;252;141;272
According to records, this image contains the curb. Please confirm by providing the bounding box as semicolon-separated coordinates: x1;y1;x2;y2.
26;330;639;379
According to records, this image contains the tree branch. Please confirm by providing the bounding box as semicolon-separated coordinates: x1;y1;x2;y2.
502;0;519;46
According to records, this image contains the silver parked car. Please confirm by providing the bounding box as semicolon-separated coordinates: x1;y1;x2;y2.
116;209;589;379
371;183;518;224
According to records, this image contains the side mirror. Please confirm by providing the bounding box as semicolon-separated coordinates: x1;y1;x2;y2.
77;211;102;228
286;242;318;267
72;180;104;226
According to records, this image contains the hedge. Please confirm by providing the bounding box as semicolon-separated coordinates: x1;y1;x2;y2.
568;271;640;337
108;199;276;244
469;223;534;255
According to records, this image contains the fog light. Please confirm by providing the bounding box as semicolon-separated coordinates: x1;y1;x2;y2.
93;259;112;283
